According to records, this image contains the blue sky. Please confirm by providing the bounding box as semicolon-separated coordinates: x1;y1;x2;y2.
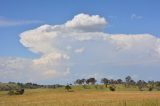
0;0;160;84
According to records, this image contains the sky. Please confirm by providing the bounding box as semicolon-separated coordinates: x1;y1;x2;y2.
0;0;160;84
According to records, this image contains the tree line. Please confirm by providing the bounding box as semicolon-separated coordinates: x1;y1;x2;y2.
1;75;160;94
73;76;160;91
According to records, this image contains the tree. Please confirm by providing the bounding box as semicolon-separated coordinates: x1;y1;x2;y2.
130;80;136;86
155;81;160;90
65;85;72;92
125;76;131;83
101;78;109;88
117;79;123;84
125;76;132;87
148;80;154;87
74;79;86;85
74;79;83;85
81;79;86;85
148;80;154;91
86;78;97;85
137;80;146;91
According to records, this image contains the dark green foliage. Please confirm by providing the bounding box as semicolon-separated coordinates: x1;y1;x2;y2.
148;86;153;91
15;89;25;95
0;82;64;91
101;78;109;88
86;78;97;85
0;84;19;91
117;79;123;84
125;76;132;87
8;89;25;95
109;85;116;91
65;85;72;91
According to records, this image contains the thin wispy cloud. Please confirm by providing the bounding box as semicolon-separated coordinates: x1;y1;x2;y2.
0;17;42;27
131;14;143;20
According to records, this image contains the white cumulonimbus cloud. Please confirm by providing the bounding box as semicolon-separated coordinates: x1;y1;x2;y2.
1;13;160;83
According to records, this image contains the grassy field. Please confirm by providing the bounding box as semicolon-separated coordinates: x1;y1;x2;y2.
0;86;160;106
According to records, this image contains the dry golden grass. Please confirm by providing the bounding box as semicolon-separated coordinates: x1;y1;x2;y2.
0;89;160;106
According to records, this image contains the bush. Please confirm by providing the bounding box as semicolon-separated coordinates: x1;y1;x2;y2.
8;89;25;95
109;85;116;91
65;85;72;91
15;89;24;95
148;86;153;91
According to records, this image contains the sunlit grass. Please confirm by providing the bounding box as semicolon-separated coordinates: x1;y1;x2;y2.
0;87;160;106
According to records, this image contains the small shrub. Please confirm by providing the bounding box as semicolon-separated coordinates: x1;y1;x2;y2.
109;85;116;91
15;89;25;95
148;87;153;91
65;85;72;92
8;89;25;95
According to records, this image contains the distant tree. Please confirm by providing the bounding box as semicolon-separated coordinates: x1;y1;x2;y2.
8;82;16;84
109;79;115;84
155;81;160;90
125;76;132;87
86;78;97;85
148;80;155;91
65;85;72;92
90;78;97;85
125;76;131;83
148;81;155;87
155;81;160;87
130;80;136;86
101;78;109;88
74;79;86;85
17;82;24;88
74;79;83;85
86;79;90;85
81;79;86;85
117;79;123;84
137;80;146;91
